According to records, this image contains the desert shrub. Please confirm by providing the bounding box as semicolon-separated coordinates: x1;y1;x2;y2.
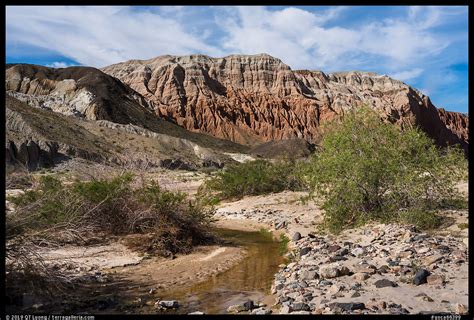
302;106;467;233
201;159;305;200
6;173;215;256
6;168;34;189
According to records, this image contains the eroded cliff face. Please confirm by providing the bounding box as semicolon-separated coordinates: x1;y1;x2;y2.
102;54;468;153
5;64;154;125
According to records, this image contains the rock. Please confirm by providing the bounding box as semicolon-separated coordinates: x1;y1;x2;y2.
401;231;413;242
292;302;310;311
328;244;341;253
319;266;340;279
275;221;287;230
319;280;333;286
251;307;272;315
280;305;291;314
351;247;365;257
423;254;443;266
227;304;246;313
351;291;361;298
329;284;344;295
413;269;431;285
292;232;302;241
339;266;351;276
188;311;205;315
243;300;255;311
330;302;366;311
339;248;349;256
354;273;370;281
366;300;387;310
159;300;179;309
454;303;468;314
353;266;376;274
378;265;390;274
300;247;311;256
274;282;285;291
329;255;347;262
374;279;398;288
300;270;318;280
426;275;444;286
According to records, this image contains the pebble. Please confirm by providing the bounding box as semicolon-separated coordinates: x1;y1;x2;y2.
454;303;468;314
330;302;365;311
374;279;398;288
227;304;246;313
413;269;431;285
251;307;272;315
319;266;340;279
300;270;318;280
292;232;302;241
354;273;370;281
159;300;179;309
328;244;341;253
243;300;255;311
423;254;443;266
300;247;311;256
271;223;467;315
351;247;365;257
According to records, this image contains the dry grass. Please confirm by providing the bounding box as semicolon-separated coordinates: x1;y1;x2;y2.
6;172;217;310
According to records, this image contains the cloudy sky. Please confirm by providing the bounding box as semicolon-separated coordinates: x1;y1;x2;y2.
6;6;468;113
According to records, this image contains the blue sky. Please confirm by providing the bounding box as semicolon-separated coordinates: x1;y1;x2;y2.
6;6;468;113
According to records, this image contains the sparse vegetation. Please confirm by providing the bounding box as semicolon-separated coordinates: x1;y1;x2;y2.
301;106;468;233
278;234;290;255
6;172;219;308
457;223;468;230
6;168;34;189
200;159;305;200
7;173;216;255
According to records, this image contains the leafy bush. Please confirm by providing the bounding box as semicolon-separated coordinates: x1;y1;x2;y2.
7;173;215;256
201;159;305;200
302;106;467;233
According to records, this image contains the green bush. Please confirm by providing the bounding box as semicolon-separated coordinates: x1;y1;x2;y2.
302;106;467;233
201;159;304;200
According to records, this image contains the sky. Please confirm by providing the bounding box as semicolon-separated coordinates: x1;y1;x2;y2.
5;6;469;113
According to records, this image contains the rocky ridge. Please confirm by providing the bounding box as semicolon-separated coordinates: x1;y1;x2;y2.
102;54;468;154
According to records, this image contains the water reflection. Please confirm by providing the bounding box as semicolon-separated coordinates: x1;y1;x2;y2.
159;228;284;314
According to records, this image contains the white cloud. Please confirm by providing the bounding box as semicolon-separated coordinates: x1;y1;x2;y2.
6;6;224;67
5;5;467;78
217;6;460;72
389;68;423;81
46;61;74;68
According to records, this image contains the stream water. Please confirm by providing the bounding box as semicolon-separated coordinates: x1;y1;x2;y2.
157;228;285;314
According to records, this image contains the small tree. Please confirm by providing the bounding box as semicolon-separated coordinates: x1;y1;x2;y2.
303;106;467;233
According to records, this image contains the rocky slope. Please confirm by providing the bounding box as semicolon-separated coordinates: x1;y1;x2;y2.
5;95;238;171
6;95;111;170
6;63;153;124
102;54;468;154
5;63;248;155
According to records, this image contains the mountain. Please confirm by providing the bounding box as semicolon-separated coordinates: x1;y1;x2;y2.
101;54;468;154
5;64;250;171
5;54;469;172
5;95;245;171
